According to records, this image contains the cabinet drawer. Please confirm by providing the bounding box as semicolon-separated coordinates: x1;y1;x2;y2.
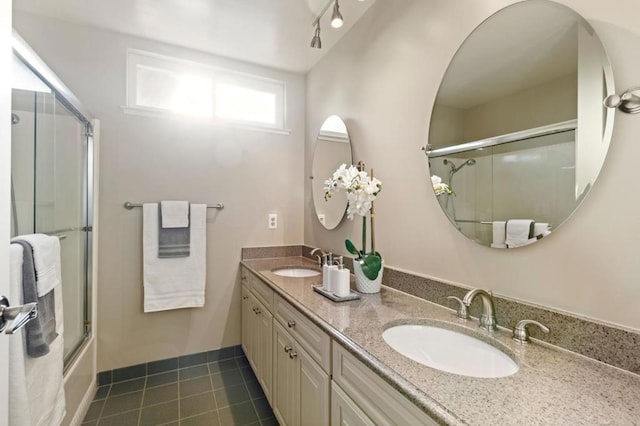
274;294;330;373
333;344;438;426
242;267;274;310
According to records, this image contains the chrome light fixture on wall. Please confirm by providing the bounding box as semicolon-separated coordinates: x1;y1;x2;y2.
310;0;365;49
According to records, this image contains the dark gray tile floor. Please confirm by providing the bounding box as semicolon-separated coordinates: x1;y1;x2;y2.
83;354;278;426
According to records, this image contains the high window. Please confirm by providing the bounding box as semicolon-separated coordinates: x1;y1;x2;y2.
125;49;288;133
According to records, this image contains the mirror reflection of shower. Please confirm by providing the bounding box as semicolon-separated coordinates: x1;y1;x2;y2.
442;158;476;223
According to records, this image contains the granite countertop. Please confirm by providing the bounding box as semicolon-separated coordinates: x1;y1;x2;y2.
241;256;640;426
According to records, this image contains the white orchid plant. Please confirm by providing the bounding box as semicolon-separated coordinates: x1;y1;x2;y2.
324;164;383;280
431;175;453;196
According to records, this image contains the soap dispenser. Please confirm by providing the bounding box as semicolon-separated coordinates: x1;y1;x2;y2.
322;253;333;292
332;256;351;297
325;253;336;293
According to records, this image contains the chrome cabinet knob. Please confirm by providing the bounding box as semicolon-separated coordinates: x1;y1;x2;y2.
512;319;550;344
242;295;248;300
289;351;297;359
284;345;293;353
287;320;296;328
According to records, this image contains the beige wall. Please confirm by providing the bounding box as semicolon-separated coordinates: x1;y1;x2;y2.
14;12;306;371
462;73;577;143
305;0;640;331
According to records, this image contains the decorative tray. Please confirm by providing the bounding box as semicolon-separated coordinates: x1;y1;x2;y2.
312;285;361;302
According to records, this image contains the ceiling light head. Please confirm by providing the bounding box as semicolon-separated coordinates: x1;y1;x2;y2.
310;22;322;49
331;0;344;28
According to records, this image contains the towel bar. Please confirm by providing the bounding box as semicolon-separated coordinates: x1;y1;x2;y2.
124;201;225;210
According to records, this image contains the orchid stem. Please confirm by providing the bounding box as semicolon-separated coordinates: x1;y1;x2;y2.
362;215;366;258
370;168;375;254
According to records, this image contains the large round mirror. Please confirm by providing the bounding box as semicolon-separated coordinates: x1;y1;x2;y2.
312;115;353;229
427;0;614;248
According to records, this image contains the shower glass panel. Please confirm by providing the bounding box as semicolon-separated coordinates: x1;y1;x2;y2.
431;131;576;246
11;52;92;365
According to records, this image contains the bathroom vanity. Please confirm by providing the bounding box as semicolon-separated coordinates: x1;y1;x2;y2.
241;255;640;425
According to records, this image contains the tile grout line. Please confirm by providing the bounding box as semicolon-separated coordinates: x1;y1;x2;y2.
237;356;256;418
208;360;224;425
136;376;146;426
93;383;110;425
177;366;181;424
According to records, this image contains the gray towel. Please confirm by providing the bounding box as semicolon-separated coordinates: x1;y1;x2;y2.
11;240;58;358
158;204;191;258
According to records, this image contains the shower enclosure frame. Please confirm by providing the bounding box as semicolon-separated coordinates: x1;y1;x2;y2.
12;30;95;370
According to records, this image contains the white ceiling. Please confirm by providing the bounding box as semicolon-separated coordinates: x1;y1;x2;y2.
437;4;580;109
13;0;375;73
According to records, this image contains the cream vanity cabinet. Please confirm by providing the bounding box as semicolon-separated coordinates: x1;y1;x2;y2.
241;266;437;426
241;268;273;404
331;344;439;426
272;294;331;426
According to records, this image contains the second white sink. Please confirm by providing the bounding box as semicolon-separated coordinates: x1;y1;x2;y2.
272;267;321;278
382;324;518;378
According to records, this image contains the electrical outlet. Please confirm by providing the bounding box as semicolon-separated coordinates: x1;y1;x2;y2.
268;213;278;229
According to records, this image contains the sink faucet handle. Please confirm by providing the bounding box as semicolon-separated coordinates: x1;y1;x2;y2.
310;248;326;267
512;319;550;344
446;296;469;320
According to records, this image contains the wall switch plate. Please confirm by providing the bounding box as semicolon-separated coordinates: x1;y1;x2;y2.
268;213;278;229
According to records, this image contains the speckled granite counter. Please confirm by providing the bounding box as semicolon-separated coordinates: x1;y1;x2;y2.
241;256;640;426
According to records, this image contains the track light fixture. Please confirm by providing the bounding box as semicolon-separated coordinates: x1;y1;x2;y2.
311;21;322;49
331;1;344;28
311;0;366;49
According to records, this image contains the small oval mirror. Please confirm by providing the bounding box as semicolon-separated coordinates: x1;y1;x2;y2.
312;115;353;229
427;0;614;248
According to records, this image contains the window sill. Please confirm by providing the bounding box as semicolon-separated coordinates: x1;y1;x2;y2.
120;106;292;136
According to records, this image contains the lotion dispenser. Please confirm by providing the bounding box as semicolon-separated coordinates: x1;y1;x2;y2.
332;256;351;297
322;252;334;292
325;252;337;293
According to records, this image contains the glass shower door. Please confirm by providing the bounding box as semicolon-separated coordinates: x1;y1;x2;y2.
11;52;92;364
34;95;90;362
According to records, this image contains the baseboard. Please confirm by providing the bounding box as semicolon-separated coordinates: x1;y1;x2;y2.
68;377;96;426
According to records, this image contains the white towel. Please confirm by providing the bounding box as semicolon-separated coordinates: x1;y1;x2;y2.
11;234;60;297
505;219;534;248
161;200;190;228
533;222;551;238
490;221;507;249
9;244;66;426
143;203;207;312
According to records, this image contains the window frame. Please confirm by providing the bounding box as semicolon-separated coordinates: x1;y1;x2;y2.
123;48;290;134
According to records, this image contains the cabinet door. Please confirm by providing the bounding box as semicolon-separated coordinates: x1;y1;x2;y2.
273;321;299;426
248;293;260;373
256;298;273;404
299;343;330;426
241;285;251;357
331;382;376;426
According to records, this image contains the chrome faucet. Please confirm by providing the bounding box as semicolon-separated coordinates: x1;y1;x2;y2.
310;248;326;268
462;288;497;332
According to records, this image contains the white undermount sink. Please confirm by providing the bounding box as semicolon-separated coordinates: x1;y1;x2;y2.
271;267;321;278
382;324;518;378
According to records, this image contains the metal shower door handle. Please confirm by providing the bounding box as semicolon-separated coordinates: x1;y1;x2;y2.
0;296;38;334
